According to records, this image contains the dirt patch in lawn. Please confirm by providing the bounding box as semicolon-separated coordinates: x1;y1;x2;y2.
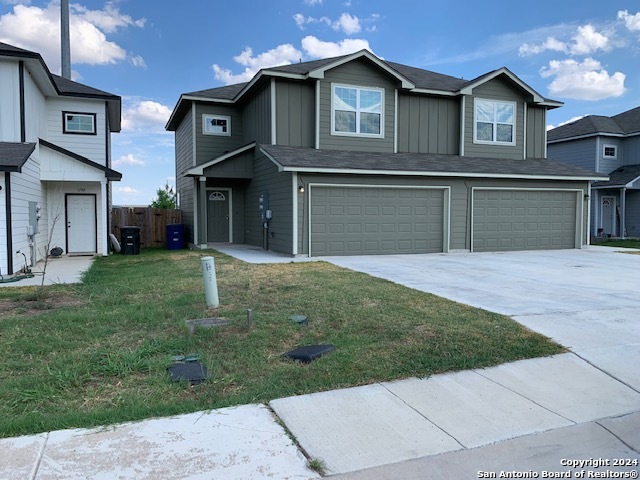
0;295;86;319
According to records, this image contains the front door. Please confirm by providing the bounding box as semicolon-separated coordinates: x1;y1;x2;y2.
66;194;97;254
601;196;616;236
207;190;230;242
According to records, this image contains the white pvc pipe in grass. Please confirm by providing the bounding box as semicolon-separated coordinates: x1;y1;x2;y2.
201;256;219;308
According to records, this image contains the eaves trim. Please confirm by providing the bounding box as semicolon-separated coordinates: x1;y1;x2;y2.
459;67;546;104
39;138;122;180
185;142;256;176
274;165;605;182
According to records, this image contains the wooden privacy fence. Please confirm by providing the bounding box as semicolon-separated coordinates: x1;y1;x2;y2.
111;207;182;249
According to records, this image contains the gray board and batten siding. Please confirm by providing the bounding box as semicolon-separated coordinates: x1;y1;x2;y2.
463;77;525;160
244;154;293;254
525;106;547;159
195;103;244;165
174;105;195;243
318;58;396;153
242;83;272;146
275;80;315;148
397;93;460;154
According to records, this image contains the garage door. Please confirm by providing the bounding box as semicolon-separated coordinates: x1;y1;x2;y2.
310;186;444;256
472;189;578;252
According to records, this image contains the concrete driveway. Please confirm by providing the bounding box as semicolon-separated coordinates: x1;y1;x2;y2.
325;246;640;391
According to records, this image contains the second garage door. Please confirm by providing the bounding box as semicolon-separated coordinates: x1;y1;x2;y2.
472;189;578;252
310;186;445;256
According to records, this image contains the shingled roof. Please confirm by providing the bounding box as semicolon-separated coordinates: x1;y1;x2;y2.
0;142;36;172
259;144;605;181
592;164;640;188
548;106;640;142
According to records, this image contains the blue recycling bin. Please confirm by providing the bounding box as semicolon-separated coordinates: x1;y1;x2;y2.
166;224;184;250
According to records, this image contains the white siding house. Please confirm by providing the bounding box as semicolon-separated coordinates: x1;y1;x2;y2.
0;42;122;278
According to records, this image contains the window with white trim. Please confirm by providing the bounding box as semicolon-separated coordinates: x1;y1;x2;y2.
332;84;384;137
603;145;617;158
474;99;515;145
203;114;231;136
63;112;96;135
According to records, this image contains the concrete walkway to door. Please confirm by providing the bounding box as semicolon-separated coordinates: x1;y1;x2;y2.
325;246;640;391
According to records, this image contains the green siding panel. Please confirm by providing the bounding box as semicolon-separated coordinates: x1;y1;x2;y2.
397;94;460;154
244;154;293;254
195;104;244;165
319;59;396;153
463;78;526;160
276;81;315;148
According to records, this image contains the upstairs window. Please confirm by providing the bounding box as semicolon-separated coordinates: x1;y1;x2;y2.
63;112;96;135
603;145;617;158
203;114;231;136
474;99;515;145
332;84;384;137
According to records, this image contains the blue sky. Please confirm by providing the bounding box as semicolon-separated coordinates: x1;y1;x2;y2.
1;0;639;205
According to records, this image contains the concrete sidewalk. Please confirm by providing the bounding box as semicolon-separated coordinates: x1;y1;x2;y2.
0;255;94;287
1;246;639;478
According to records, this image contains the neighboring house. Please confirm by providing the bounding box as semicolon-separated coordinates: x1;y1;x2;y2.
167;49;605;257
0;42;122;277
548;107;640;239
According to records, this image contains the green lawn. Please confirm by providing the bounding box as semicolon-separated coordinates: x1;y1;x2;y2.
592;238;640;249
0;249;564;438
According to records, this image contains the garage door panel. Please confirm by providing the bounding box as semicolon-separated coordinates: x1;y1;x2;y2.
311;186;444;256
473;190;577;252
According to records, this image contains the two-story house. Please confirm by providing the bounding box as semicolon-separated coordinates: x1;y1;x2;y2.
0;42;121;278
547;107;640;239
167;50;605;257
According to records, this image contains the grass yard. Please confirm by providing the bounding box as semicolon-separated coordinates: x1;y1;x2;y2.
592;238;640;249
0;249;564;438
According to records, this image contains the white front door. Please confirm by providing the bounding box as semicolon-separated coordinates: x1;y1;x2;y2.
601;196;616;237
66;194;97;254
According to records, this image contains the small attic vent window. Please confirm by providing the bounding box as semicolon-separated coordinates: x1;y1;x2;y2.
203;114;231;136
603;145;617;158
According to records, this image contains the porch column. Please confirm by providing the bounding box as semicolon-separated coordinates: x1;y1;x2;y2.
199;176;207;246
100;180;108;256
620;187;627;239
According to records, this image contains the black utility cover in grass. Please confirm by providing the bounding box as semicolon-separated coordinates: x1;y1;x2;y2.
284;344;336;363
167;362;208;385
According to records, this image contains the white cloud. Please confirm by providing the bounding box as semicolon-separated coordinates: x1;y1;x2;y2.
292;13;331;30
213;44;302;84
72;3;146;34
211;37;373;86
115;186;143;195
570;24;611;55
540;58;626;100
293;12;377;35
304;0;322;5
0;1;145;73
332;12;360;35
301;35;372;58
519;36;567;56
113;154;145;167
130;55;146;68
618;10;640;31
519;24;611;57
121;100;172;133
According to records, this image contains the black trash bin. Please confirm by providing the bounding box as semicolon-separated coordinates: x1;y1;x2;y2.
121;226;141;255
166;224;184;250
